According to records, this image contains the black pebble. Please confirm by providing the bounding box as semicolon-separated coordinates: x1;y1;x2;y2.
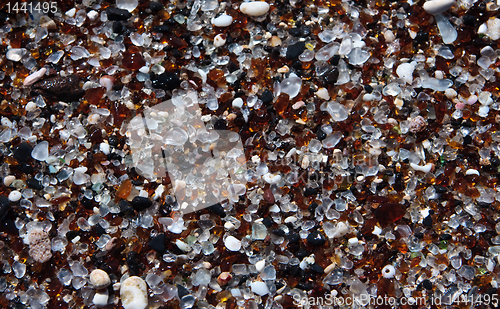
423;215;433;227
108;135;119;147
296;282;313;291
126;252;140;276
13;142;32;162
149;1;164;12
414;232;424;239
307;230;326;246
287;232;300;243
177;284;190;299
228;61;239;73
151;72;181;91
81;197;94;210
105;7;132;21
131;196;153;211
288;28;301;37
316;127;326;140
304;187;318;197
463;135;472;145
310;263;324;274
296;248;308;259
119;200;134;216
261;89;273;104
286;41;305;60
214;119;227;130
364;84;373;93
152;25;170;33
440;234;452;240
422;279;432;290
26;178;42;190
272;228;286;236
462;15;477;27
66;230;79;242
325;69;339;83
330;54;340;66
434;185;447;193
208;203;226;217
148;234;166;253
112;21;123;34
262;216;273;227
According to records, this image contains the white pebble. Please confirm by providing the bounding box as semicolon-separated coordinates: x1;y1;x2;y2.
93;290;109;306
423;0;455;15
384;30;395;43
396;62;415;84
481;18;500;41
212;14;233;27
224;235;241;251
23;68;47;86
8;190;22;202
250;281;269;296
120;276;148;309
410;162;433;173
100;143;110;155
444;88;457;99
382;265;396;278
255;260;266;272
100;75;115;91
90;269;111;288
3;175;15;186
240;1;270;16
6;48;27;62
465;169;480;176
316;87;330;100
214;34;226;48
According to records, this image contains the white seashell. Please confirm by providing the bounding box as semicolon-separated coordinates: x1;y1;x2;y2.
212;14;233;27
214;34;226;48
240;2;270;16
423;0;454;15
382;265;396;279
23;68;47;86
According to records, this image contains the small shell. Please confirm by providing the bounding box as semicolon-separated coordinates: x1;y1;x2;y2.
408;115;427;133
382;265;395;279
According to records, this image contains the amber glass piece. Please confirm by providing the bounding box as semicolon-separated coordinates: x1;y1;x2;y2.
115;179;132;201
122;52;146;70
85;87;105;106
374;203;405;226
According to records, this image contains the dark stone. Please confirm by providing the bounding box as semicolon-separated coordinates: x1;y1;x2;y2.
131;196;152;211
95;224;105;236
13;142;32;162
152;25;170;33
310;263;324;274
262;216;273;227
31;74;84;102
364;84;373;93
304;187;318;197
414;232;424;239
434;185;447;193
149;1;164;12
286;41;305;60
440;234;452;240
108;135;119;147
296;248;308;259
105;7;132;21
288;28;301;37
208;203;226;217
26;178;42;190
296;282;313;290
308;202;319;214
148;234;166;253
307;230;326;246
422;279;432;290
177;284;190;299
214;119;227;130
316;127;326;140
131;179;143;186
151;72;181;91
423;215;433;227
126;252;140;276
119;200;134;216
414;31;429;43
462;15;477;27
261;89;273;104
272;228;286;236
463;135;472;145
287;232;300;243
81;197;94;210
112;21;123;34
